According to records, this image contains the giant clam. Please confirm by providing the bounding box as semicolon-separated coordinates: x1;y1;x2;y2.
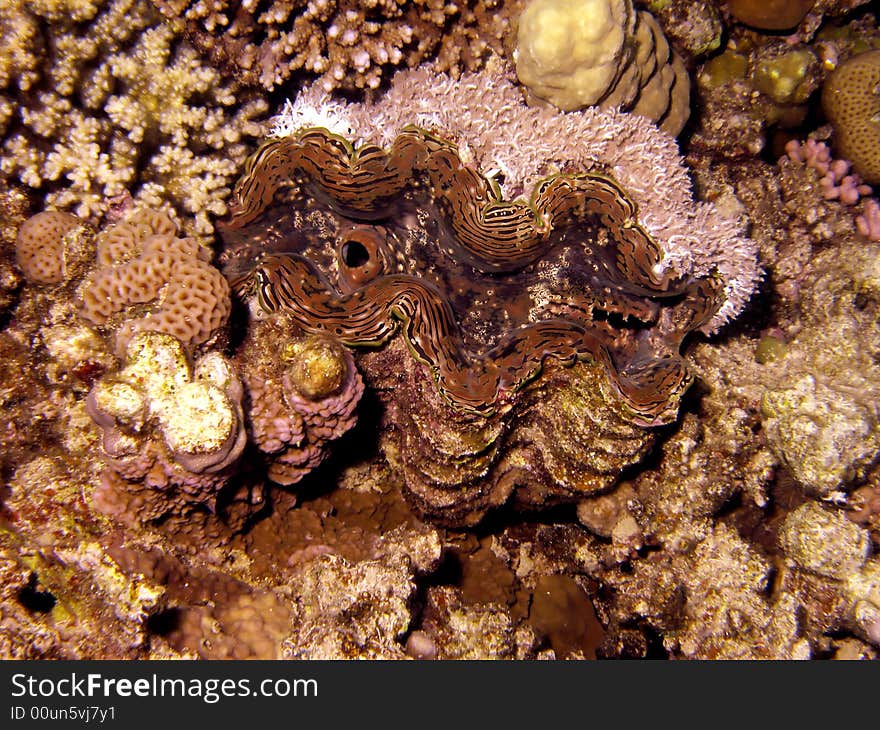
220;119;726;524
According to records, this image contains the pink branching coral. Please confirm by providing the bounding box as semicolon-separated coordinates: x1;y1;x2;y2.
784;139;873;205
783;138;880;241
856;199;880;241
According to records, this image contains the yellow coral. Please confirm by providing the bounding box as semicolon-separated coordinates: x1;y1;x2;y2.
515;0;633;109
283;336;348;400
152;0;521;94
514;0;689;135
89;331;244;471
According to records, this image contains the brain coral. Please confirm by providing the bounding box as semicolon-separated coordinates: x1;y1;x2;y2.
15;210;83;284
514;0;690;135
822;49;880;185
219;66;757;523
78;209;231;355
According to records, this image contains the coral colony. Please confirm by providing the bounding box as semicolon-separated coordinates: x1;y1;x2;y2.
2;0;880;659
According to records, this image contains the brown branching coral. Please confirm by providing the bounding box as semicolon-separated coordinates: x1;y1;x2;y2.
150;0;523;93
0;0;267;235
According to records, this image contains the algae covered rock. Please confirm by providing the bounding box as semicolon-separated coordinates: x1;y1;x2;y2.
780;502;870;579
762;373;880;497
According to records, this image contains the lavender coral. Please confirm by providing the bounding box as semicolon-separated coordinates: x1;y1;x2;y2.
784;139;872;206
780;137;880;243
857;199;880;241
0;0;267;235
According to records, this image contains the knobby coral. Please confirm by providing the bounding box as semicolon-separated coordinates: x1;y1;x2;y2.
780;137;880;242
783;139;872;206
0;0;267;234
514;0;690;135
219;66;758;522
86;331;247;524
240;317;365;486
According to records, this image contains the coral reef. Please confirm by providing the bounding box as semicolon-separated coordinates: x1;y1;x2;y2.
0;0;267;235
694;43;821;157
638;0;723;60
783;139;872;206
777;136;880;241
5;0;880;663
760;240;880;498
0;182;28;313
1;455;165;659
691;8;880;159
150;0;523;93
514;0;690;134
762;373;880;499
